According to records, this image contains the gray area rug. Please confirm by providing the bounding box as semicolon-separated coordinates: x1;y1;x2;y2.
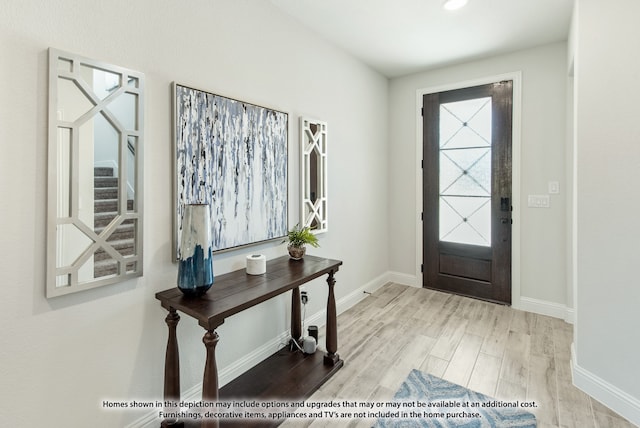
374;369;536;427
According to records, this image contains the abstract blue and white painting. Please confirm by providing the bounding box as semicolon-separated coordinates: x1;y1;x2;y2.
174;84;288;256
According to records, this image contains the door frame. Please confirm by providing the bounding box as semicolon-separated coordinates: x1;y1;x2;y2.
414;71;522;306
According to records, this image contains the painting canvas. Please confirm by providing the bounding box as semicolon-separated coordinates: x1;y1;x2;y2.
174;83;288;256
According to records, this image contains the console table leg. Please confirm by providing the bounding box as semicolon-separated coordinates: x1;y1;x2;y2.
161;308;184;428
291;287;302;346
324;270;340;365
202;330;220;428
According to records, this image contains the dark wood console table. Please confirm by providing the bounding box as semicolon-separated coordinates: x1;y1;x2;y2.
155;255;344;428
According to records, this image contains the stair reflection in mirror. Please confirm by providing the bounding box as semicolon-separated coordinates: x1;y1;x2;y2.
93;167;135;278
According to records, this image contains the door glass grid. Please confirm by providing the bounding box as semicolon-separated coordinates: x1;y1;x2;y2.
439;97;492;246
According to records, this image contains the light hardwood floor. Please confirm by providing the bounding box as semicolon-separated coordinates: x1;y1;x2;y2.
281;283;637;428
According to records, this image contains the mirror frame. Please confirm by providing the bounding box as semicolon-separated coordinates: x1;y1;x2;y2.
300;117;328;234
46;48;144;297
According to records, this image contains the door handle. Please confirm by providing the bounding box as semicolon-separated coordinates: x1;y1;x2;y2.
500;218;512;224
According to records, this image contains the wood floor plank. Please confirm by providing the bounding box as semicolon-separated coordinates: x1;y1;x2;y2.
467;352;502;397
527;354;559;426
338;360;387;401
531;314;556;357
429;315;468;361
314;335;385;399
499;330;531;388
495;378;527;402
480;304;514;357
556;376;596;428
591;398;637;428
442;333;483;387
413;291;455;338
379;334;436;390
555;356;573;383
593;411;637;428
419;355;450;378
370;283;406;308
338;319;384;360
510;309;535;335
552;323;573;361
463;299;496;337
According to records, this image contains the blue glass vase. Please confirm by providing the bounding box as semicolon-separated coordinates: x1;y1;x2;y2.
177;204;214;297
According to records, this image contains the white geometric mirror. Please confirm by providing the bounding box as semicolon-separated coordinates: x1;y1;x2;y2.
300;117;328;233
46;48;144;297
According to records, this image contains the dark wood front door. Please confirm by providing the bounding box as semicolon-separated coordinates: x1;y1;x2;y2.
423;82;513;304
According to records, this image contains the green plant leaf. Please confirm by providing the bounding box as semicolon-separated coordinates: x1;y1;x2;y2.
285;224;320;248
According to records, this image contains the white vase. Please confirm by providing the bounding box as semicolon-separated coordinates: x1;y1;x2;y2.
177;204;214;297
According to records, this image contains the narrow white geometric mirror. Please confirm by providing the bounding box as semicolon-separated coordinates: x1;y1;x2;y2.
300;117;328;233
47;48;144;298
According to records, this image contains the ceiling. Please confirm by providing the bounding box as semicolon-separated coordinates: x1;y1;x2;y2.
270;0;575;78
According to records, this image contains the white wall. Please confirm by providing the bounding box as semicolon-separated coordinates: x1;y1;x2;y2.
572;0;640;423
388;42;569;312
0;1;389;426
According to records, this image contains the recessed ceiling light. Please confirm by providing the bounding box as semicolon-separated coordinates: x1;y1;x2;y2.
443;0;468;11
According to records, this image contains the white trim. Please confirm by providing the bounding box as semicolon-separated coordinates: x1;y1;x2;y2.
124;408;156;428
415;71;522;303
124;382;203;428
515;296;574;324
572;344;640;426
564;307;575;325
387;271;419;288
299;116;329;234
340;271;389;309
220;330;292;387
304;271;393;328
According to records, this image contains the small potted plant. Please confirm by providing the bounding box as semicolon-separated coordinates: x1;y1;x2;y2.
285;224;319;260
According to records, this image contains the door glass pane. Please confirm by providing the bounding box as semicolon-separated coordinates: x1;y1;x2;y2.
439;97;492;246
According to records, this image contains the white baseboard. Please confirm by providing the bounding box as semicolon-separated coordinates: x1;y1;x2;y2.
564;307;575;324
125;383;203;428
515;296;574;324
303;270;392;328
387;271;419;287
572;344;640;426
386;272;576;324
125;407;156;428
220;330;292;386
344;270;391;305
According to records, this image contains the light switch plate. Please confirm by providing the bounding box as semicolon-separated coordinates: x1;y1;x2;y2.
548;181;560;194
528;195;550;208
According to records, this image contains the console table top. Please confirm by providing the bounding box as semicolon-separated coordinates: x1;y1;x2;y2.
155;255;343;330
